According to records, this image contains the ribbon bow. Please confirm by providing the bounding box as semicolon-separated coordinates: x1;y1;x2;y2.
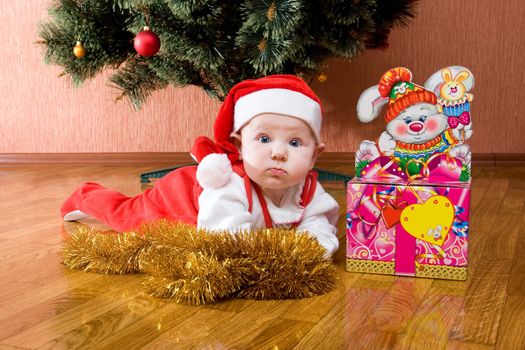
447;111;471;129
360;153;462;184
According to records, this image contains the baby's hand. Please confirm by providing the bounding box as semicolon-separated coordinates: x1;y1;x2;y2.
378;131;396;156
356;140;380;163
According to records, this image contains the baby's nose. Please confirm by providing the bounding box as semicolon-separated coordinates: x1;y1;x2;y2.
409;122;424;132
271;146;287;160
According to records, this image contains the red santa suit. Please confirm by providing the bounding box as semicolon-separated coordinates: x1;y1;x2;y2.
61;74;340;257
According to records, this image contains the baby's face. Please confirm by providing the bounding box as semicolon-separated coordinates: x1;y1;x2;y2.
235;113;322;196
386;103;448;144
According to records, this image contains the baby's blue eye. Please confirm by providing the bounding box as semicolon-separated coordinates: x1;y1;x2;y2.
289;139;301;147
419;115;427;122
258;135;271;143
404;117;412;124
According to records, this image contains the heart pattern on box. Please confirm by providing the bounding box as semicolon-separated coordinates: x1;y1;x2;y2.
400;195;454;246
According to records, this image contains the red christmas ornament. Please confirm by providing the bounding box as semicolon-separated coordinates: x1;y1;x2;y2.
134;26;160;57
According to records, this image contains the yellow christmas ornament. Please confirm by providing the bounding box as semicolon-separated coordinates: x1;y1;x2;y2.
317;71;328;83
73;41;86;58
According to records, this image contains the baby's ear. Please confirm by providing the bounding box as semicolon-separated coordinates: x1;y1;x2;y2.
310;142;325;169
229;132;243;159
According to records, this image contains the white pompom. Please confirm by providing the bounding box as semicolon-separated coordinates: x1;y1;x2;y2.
196;153;233;189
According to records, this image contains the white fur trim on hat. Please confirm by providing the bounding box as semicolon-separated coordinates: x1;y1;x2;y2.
196;153;233;189
233;88;322;140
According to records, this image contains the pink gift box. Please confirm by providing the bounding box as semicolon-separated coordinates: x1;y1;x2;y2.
346;178;470;280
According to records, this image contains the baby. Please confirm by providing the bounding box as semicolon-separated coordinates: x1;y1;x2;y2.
62;75;340;257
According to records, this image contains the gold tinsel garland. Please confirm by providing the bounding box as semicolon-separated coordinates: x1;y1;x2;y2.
63;221;336;305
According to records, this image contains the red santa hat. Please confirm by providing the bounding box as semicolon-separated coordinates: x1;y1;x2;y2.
192;74;323;189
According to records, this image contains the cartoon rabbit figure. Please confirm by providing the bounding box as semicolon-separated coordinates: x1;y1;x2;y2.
425;66;474;141
356;67;471;168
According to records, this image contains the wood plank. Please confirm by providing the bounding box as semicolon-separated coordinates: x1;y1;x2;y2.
394;280;468;349
506;226;525;296
139;307;238;350
481;213;522;262
339;276;435;349
2;277;142;348
0;280;39;300
0;274;127;342
77;303;202;350
470;168;494;209
449;258;511;345
38;295;169;350
283;270;361;324
293;275;396;349
467;175;509;274
368;278;434;332
495;224;525;349
0;344;30;350
244;318;317;350
185;300;294;349
0;270;100;324
495;295;525;350
447;340;494;349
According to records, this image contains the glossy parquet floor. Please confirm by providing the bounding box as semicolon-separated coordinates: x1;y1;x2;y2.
0;162;524;349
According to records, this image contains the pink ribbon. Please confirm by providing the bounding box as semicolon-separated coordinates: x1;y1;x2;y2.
361;154;462;184
349;186;421;275
424;154;462;182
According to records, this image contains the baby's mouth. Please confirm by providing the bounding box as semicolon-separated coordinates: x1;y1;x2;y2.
268;168;287;176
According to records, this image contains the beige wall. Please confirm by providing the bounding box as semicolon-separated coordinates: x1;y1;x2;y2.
1;0;524;154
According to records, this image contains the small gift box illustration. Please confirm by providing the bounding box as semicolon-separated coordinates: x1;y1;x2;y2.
347;66;474;280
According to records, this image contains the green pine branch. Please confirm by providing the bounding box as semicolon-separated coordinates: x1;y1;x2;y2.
39;0;417;109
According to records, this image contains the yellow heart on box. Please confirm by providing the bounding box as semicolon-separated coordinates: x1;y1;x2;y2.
400;195;454;246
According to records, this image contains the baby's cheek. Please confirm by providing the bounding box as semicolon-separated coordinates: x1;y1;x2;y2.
426;119;438;132
394;124;407;137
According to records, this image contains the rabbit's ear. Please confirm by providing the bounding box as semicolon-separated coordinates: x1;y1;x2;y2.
424;70;444;95
454;70;470;83
449;66;475;91
426;66;475;93
357;85;388;123
441;68;452;82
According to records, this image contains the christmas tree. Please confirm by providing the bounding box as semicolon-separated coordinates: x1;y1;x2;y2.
39;0;417;109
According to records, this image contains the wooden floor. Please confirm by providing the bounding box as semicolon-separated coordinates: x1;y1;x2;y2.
0;162;524;349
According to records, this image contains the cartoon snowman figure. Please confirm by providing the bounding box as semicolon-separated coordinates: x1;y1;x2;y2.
356;67;472;171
